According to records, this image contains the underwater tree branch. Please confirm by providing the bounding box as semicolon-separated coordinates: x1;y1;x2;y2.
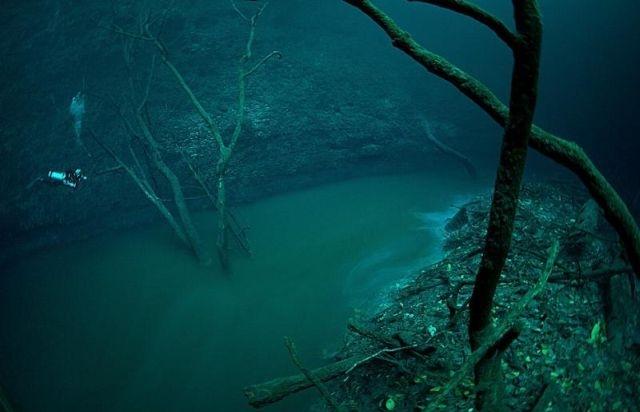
243;2;268;61
221;2;278;266
407;0;518;49
104;17;226;149
90;52;208;263
425;240;559;412
467;3;542;408
244;354;366;408
230;0;250;22
342;0;640;279
88;129;189;244
138;55;157;113
109;2;280;268
146;32;226;150
119;40;210;264
549;265;633;284
244;344;422;408
243;51;282;79
106;23;153;42
229;4;278;155
284;337;345;412
344;344;417;375
127;142;152;190
135;110;211;264
180;151;253;256
421;118;477;178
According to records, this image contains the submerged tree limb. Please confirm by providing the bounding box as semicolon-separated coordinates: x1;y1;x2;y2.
342;0;640;279
110;3;280;269
344;345;416;374
89;130;190;245
244;340;420;409
180;151;252;256
284;337;345;412
424;240;559;412
407;0;518;49
131;55;210;264
468;3;542;407
244;355;363;408
421;119;477;178
550;265;633;284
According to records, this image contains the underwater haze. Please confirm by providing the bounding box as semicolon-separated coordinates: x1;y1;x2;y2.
0;175;478;411
1;0;639;411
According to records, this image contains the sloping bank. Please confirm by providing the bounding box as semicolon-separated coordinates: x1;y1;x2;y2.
245;182;640;411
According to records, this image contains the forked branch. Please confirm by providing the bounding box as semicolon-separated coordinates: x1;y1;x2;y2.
407;0;518;49
425;240;560;412
343;0;640;279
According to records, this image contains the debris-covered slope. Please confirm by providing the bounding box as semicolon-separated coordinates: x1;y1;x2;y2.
246;182;640;411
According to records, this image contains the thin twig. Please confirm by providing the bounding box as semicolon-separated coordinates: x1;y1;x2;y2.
424;240;560;412
244;51;282;78
407;0;517;48
230;0;250;21
345;344;416;375
284;337;344;412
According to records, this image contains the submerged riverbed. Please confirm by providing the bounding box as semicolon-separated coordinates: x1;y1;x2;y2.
0;174;480;412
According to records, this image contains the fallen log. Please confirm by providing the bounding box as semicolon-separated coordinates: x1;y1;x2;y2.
243;355;363;408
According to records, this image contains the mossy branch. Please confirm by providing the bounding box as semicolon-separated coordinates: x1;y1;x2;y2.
425;240;559;412
342;0;640;279
407;0;518;49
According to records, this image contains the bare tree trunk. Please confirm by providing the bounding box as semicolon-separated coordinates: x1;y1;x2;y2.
136;113;211;264
216;163;229;269
90;130;189;246
182;150;252;256
467;2;542;409
110;3;280;269
342;0;640;279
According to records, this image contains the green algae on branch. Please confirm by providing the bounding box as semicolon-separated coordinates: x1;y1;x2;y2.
342;0;640;279
468;1;542;409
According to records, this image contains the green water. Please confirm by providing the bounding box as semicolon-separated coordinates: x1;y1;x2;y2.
0;174;479;412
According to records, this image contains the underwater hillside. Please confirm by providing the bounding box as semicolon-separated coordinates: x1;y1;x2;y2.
0;0;639;411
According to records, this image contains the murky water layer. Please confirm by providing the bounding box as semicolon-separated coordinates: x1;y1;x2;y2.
0;174;480;412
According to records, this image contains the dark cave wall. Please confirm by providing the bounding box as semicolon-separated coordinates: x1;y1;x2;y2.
0;0;490;264
1;0;639;264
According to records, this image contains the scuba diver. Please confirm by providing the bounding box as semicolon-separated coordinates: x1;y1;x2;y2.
47;168;87;188
28;168;87;190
